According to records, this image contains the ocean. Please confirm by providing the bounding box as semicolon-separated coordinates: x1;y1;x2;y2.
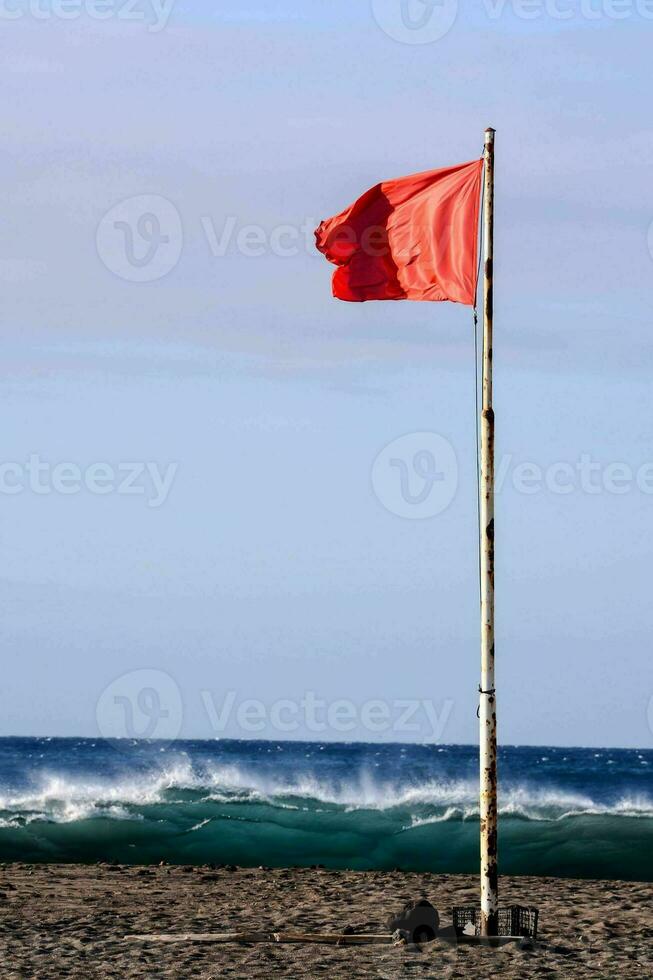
0;738;651;880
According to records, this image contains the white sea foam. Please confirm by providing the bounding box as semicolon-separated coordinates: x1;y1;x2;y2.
188;818;212;832
0;759;201;824
0;758;651;826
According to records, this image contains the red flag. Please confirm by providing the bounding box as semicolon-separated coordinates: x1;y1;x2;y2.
315;159;483;305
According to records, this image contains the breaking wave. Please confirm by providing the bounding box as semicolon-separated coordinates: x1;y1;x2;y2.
1;763;652;824
0;739;650;878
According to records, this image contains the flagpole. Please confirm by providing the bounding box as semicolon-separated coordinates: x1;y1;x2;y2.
479;125;498;937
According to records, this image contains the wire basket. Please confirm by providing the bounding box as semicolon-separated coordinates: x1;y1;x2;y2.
453;905;539;940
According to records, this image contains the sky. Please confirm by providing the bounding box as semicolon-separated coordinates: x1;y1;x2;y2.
1;1;652;747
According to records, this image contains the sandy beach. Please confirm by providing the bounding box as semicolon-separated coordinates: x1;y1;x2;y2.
0;863;650;978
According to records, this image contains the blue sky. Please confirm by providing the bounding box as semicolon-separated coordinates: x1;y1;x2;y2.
1;2;652;746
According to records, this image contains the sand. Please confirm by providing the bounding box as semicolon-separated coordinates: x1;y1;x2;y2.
0;863;650;978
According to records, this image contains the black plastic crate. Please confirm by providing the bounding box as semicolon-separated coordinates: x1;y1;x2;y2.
453;905;538;940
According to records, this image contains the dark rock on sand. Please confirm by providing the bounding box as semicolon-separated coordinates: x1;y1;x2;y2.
388;898;440;942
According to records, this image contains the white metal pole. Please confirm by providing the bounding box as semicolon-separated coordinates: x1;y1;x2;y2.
479;125;498;937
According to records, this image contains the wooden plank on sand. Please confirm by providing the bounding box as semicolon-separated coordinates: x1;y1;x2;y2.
125;932;396;945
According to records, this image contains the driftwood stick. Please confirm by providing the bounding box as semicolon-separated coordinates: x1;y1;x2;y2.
273;933;395;945
125;933;271;944
125;931;395;946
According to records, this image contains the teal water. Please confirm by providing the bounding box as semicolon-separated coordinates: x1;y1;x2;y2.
0;738;650;879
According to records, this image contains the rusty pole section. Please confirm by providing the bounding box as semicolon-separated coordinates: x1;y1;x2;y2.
479;126;498;937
